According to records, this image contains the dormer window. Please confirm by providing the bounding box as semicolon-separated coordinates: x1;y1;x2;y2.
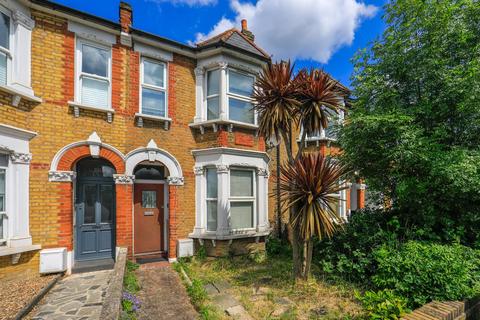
0;11;10;86
140;58;167;117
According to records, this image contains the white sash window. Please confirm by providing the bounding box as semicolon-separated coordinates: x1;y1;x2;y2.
229;169;256;230
77;39;111;108
206;69;220;120
227;70;255;124
205;168;218;231
0;10;11;86
140;58;167;117
0;154;7;244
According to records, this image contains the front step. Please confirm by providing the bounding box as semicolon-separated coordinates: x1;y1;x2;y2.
72;258;115;273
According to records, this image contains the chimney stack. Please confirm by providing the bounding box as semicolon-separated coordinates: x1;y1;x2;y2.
240;19;255;42
119;2;133;33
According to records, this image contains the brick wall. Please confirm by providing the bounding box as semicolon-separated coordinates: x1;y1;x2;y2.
402;299;480;320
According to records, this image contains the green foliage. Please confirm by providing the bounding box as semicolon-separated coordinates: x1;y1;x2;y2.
373;241;480;307
124;261;140;293
316;209;400;283
196;245;207;261
187;279;207;305
356;289;409;320
340;0;480;246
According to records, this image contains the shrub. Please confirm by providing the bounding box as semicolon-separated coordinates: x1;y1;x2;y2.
373;241;480;307
187;279;207;305
124;261;140;293
266;236;291;257
356;289;409;320
196;245;207;261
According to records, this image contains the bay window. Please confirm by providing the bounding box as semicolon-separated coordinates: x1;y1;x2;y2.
77;39;111;109
229;169;255;229
206;69;220;120
206;168;218;231
0;154;6;244
227;70;255;124
0;11;10;86
141;58;167;117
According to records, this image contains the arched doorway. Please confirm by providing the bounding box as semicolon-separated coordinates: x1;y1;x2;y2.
75;157;116;261
133;162;168;258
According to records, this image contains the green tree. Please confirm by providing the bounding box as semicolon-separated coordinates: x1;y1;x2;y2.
340;0;480;244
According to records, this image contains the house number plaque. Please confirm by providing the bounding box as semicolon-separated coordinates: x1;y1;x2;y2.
144;211;154;216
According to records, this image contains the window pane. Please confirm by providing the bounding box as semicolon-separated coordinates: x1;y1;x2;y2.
143;60;165;87
134;165;165;180
206;168;217;198
0;12;9;50
77;158;115;178
0;154;7;167
229;98;254;124
142;88;166;117
81;77;109;108
207;97;219;120
230;202;253;229
0;52;6;86
0;215;3;240
84;184;96;224
207;69;220;96
229;70;253;97
230;170;253;197
100;185;114;223
207;200;217;231
0;169;5;212
142;191;157;208
82;44;108;77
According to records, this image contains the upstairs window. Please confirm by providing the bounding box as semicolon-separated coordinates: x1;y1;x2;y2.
206;69;220;120
227;70;255;124
0;11;10;86
78;40;111;108
141;58;167;117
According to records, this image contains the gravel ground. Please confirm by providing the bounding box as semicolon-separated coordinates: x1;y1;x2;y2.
0;273;56;320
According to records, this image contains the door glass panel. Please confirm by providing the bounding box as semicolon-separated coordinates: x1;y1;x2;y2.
142;191;157;208
100;185;114;223
84;184;96;224
77;158;116;178
134;165;165;180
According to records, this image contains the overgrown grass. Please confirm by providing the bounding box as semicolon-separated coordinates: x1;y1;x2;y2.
173;258;226;320
181;251;365;320
121;261;141;320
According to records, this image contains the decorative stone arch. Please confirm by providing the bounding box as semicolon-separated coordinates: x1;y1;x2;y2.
125;139;184;185
49;132;125;181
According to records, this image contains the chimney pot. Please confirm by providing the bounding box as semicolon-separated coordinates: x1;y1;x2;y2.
241;19;248;31
119;1;133;33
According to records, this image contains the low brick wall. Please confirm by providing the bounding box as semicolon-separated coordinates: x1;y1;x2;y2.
402;298;480;320
100;247;128;320
194;237;266;257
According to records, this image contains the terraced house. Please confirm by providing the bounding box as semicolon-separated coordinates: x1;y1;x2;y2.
0;0;364;277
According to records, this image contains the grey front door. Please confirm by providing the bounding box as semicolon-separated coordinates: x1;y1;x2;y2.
75;158;116;261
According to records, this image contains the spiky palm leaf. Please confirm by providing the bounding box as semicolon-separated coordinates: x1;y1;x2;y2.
278;153;348;241
298;69;345;137
252;61;300;144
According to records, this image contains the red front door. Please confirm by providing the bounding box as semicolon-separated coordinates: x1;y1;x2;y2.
134;184;164;255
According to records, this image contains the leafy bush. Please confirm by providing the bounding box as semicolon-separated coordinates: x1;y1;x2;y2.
316;209;401;283
196;245;207;261
356;289;409;320
187;279;207;305
373;241;480;307
266;236;291;257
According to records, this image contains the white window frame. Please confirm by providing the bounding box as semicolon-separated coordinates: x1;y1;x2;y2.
205;68;220;121
139;57;168;117
228;168;257;231
0;5;13;87
205;167;218;232
226;68;256;125
0;156;7;245
75;37;112;109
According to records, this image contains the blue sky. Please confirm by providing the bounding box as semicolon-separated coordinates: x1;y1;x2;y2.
52;0;386;87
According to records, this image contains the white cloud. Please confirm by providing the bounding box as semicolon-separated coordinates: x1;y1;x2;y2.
195;0;378;63
147;0;217;7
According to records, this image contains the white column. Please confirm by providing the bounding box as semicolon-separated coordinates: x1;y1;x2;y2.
192;166;205;235
216;164;229;236
9;152;33;247
256;168;269;232
12;10;35;96
219;62;228;121
194;67;205;122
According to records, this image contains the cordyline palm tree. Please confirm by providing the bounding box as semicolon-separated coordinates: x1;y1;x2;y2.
253;60;347;279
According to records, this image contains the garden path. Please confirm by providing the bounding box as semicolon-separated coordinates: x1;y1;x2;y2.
31;269;112;320
135;262;198;320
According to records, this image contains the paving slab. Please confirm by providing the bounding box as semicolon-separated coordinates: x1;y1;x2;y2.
32;270;112;320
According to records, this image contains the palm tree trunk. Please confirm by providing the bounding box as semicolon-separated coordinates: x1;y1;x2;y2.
290;211;302;278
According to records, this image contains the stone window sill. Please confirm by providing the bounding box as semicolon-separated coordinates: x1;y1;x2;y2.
0;244;41;264
189;119;258;134
189;229;270;241
0;85;42;106
134;113;172;130
68;101;115;123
